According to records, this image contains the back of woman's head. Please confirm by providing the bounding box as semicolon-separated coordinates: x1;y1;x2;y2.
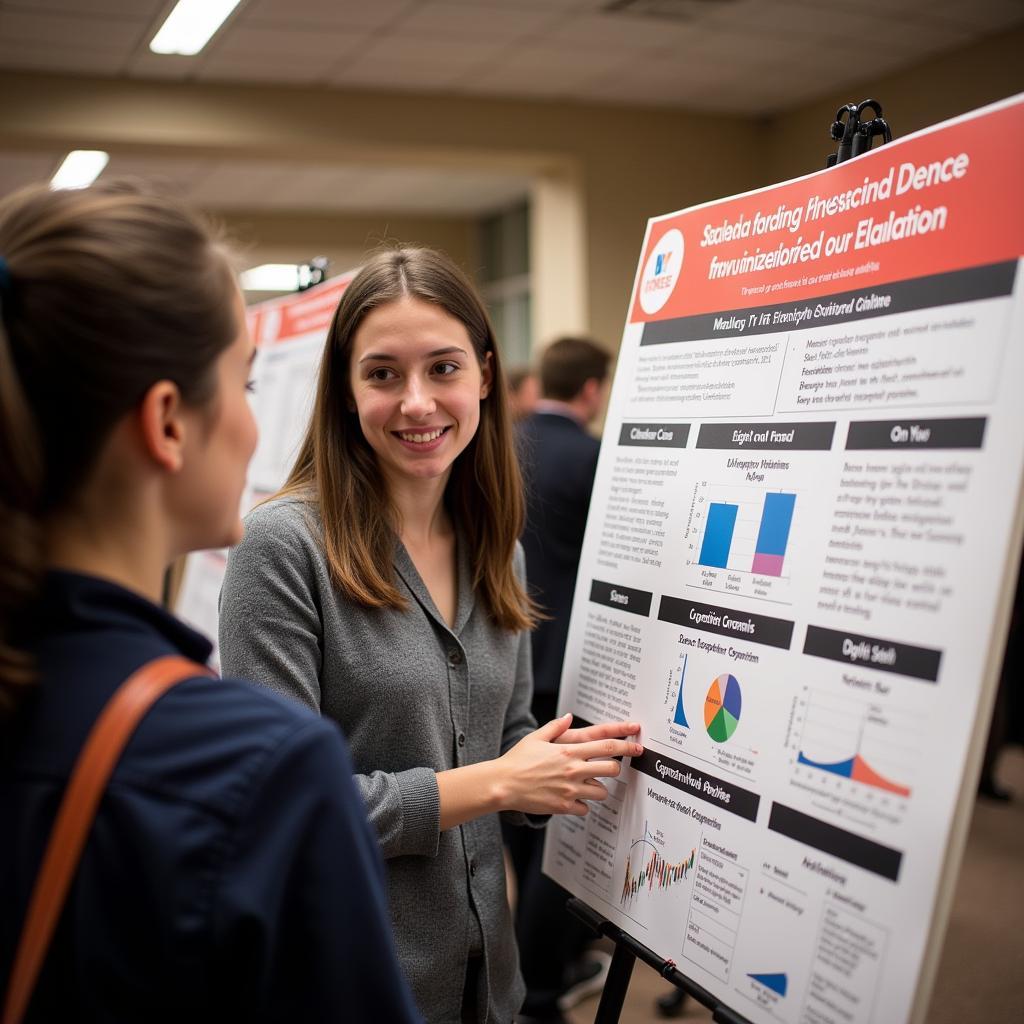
0;181;238;714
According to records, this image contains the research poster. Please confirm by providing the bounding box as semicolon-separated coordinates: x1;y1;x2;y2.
175;272;354;667
543;95;1024;1024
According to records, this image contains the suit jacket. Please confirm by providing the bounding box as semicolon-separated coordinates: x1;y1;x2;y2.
518;410;601;696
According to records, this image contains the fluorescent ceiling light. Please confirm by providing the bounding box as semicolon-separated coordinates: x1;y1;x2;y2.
50;151;109;190
240;264;305;292
150;0;242;56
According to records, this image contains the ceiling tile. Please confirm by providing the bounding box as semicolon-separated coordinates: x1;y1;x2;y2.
543;11;696;52
0;0;1017;117
699;0;848;43
489;43;633;77
393;3;567;41
241;0;418;31
341;33;508;67
0;9;148;51
211;25;368;61
440;0;597;9
923;0;1024;28
1;0;165;15
0;42;123;75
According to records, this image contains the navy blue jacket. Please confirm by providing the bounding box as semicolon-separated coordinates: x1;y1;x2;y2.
518;411;601;696
0;572;421;1023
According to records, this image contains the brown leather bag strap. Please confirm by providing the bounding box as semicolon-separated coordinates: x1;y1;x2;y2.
2;654;213;1024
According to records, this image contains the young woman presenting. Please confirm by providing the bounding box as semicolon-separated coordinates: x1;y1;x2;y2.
219;248;641;1023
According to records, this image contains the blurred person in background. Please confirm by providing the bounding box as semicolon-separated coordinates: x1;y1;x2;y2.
507;365;540;422
0;182;421;1023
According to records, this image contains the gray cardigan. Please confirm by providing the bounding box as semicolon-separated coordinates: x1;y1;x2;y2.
219;497;538;1024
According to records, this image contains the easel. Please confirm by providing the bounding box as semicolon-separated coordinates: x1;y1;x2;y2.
562;100;895;1024
567;898;754;1023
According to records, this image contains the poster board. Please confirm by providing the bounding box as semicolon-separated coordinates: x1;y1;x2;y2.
175;271;355;667
543;95;1024;1024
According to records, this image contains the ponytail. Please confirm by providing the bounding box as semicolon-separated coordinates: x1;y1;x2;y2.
0;182;238;716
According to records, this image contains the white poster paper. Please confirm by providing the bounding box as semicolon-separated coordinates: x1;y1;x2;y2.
544;96;1024;1024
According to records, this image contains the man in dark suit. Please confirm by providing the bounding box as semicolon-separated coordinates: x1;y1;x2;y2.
511;337;611;1022
519;338;610;716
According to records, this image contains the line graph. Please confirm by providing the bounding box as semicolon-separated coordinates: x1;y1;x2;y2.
620;819;696;907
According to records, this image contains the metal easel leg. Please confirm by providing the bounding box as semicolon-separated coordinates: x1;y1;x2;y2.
593;942;636;1024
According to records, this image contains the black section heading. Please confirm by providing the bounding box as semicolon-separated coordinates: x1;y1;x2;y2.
659;595;794;650
803;625;941;682
618;422;691;448
589;579;653;618
846;416;986;451
768;802;903;882
697;421;835;451
640;261;1018;345
632;748;760;822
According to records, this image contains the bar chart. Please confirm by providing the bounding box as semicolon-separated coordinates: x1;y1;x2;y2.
697;489;797;577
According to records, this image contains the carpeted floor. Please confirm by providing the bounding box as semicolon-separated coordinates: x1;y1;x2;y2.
565;746;1024;1024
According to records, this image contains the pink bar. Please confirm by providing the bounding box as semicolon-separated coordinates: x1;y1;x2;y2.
752;553;784;576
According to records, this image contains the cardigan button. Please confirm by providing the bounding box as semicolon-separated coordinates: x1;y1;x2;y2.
469;859;477;877
448;647;464;666
458;732;466;747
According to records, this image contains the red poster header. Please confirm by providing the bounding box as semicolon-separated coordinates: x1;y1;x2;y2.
245;270;356;348
629;97;1024;324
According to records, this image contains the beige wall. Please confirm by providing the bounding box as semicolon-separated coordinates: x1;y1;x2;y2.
1;26;1021;349
217;208;477;299
765;25;1024;186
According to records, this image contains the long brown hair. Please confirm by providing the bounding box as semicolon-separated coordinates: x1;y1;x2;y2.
278;247;537;632
0;182;238;716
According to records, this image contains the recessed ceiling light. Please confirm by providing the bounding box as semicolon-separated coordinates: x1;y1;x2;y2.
50;151;109;190
150;0;242;56
240;264;306;292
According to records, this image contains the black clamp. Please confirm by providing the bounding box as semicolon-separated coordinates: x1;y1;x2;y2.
827;99;893;166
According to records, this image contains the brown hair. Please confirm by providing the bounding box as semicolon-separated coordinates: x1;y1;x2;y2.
278;247;536;632
539;335;611;401
0;181;238;715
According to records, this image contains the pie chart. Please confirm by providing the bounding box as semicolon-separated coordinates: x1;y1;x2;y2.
704;673;742;743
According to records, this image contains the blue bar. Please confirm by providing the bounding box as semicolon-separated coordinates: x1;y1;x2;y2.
699;503;738;568
755;492;796;556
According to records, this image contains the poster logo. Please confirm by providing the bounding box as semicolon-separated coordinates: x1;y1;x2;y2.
640;228;684;315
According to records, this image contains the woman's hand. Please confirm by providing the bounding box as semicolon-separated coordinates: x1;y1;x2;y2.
554;718;642;747
494;714;644;817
